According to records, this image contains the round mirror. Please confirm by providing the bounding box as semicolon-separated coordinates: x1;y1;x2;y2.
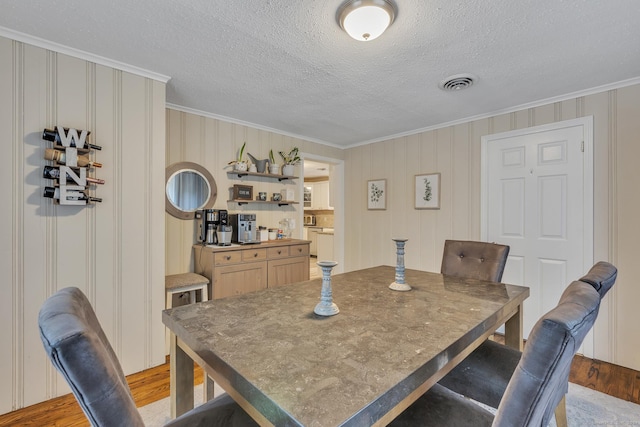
165;162;217;219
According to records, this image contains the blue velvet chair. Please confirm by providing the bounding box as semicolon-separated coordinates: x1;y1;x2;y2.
441;240;510;282
389;280;602;427
39;287;257;427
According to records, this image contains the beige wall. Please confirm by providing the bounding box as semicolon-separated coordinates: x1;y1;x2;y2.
165;108;343;275
0;36;166;413
344;84;640;371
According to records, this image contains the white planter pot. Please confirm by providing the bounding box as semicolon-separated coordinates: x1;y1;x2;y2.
282;164;295;176
234;162;248;172
269;164;280;174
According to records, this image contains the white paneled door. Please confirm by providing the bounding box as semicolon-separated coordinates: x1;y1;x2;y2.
482;117;593;353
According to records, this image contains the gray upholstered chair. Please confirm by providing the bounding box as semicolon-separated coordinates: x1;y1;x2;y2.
579;261;617;298
441;240;510;282
38;287;257;427
438;261;618;410
389;280;601;427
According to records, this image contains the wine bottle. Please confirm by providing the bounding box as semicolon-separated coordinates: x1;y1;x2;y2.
44;148;102;168
43;166;105;185
43;186;102;203
42;127;102;150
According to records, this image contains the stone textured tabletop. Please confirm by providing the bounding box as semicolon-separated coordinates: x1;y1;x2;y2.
163;265;529;426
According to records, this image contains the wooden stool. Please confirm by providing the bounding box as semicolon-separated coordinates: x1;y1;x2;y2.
165;272;209;309
165;273;209;355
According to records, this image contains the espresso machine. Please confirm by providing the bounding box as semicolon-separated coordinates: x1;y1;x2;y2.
229;213;258;244
197;209;230;245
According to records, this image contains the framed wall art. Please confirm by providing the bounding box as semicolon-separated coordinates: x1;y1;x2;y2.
367;179;386;210
415;173;440;209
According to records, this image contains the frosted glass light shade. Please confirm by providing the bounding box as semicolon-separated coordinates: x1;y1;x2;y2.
337;0;397;42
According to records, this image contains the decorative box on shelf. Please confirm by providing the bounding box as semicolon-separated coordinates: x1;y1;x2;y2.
232;184;253;200
281;188;295;201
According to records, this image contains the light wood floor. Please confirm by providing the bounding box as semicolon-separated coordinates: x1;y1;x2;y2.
1;353;638;426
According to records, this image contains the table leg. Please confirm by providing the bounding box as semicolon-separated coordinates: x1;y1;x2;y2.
170;332;194;418
504;303;524;351
205;375;215;402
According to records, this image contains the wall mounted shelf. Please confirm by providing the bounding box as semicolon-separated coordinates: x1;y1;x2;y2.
227;171;298;181
228;200;298;207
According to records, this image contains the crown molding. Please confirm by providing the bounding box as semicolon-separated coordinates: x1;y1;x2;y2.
166;103;343;150
0;26;170;83
346;76;640;148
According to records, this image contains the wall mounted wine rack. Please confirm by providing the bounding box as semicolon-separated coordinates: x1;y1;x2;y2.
41;126;103;205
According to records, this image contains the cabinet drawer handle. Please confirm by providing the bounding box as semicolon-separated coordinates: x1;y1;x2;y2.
297;248;302;253
225;255;231;261
277;250;282;254
253;252;258;257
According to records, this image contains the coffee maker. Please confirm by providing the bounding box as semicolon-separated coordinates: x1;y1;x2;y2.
230;213;258;244
197;209;229;245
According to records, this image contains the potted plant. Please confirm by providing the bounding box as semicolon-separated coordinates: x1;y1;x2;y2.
279;147;300;176
228;142;248;171
268;149;280;174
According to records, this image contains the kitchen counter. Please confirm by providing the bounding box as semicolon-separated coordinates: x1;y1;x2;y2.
201;238;310;252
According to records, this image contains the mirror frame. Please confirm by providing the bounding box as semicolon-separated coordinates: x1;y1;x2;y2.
165;162;217;220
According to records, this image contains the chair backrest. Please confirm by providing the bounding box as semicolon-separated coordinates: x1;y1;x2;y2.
440;240;510;282
38;287;144;427
579;261;617;298
492;281;600;427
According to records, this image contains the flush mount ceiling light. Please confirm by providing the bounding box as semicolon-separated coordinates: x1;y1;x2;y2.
337;0;397;42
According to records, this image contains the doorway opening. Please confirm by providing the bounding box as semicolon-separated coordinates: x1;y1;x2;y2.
300;153;344;276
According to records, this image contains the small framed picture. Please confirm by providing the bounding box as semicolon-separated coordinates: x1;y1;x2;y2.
415;173;440;209
233;184;253;200
367;179;386;210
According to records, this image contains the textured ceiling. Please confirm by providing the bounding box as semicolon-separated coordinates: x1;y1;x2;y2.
2;0;640;147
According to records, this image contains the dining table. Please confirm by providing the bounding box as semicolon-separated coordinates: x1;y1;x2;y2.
162;265;529;426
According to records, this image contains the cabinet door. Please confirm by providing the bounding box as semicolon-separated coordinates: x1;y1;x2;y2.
309;229;319;256
304;185;312;209
268;256;310;287
213;262;267;299
314;181;330;209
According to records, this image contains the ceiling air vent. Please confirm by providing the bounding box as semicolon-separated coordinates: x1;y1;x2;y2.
439;74;477;91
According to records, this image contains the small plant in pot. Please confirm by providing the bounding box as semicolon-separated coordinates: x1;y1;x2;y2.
279;147;301;176
228;142;248;171
268;149;280;174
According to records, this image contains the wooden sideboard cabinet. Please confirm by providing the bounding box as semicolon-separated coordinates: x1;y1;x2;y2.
193;240;310;299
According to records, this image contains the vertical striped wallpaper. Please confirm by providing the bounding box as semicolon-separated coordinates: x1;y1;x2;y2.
343;84;640;371
0;36;166;413
165;108;344;275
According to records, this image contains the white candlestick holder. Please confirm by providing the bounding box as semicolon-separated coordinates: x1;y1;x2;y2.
389;238;411;291
314;261;339;316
